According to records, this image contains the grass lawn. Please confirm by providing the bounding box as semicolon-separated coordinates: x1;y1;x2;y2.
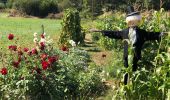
0;13;62;50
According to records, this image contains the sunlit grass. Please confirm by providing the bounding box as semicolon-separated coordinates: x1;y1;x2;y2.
0;14;62;50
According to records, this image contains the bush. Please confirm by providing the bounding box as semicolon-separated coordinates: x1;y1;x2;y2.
0;32;104;99
13;0;59;17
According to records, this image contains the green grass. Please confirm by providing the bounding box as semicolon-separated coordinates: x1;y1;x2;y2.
0;14;62;50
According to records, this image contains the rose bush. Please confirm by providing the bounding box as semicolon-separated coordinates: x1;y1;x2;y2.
0;32;105;99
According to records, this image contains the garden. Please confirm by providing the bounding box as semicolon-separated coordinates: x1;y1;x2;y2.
0;0;170;100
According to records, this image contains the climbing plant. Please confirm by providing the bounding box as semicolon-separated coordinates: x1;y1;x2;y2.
59;8;85;46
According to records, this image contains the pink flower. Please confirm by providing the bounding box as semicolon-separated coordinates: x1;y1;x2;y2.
12;61;20;68
0;67;7;75
23;48;29;52
31;48;38;55
48;56;58;64
9;45;17;51
8;33;14;40
41;54;48;60
41;61;49;70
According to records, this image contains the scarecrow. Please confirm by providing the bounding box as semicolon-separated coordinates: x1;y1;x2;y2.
90;6;168;85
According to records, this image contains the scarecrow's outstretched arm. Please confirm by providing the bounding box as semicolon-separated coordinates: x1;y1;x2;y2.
89;29;123;39
101;30;123;39
143;30;163;41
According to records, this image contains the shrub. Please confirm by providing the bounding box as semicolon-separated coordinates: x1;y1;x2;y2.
59;8;85;46
13;0;59;17
0;32;104;99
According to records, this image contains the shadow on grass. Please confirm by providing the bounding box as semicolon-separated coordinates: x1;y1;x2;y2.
86;48;101;52
83;44;95;47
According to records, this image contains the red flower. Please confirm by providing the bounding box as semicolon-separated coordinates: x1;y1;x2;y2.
48;56;58;64
8;33;14;40
41;61;49;70
41;54;48;60
31;48;38;55
12;61;20;68
41;34;45;38
0;67;7;75
40;42;45;50
8;45;17;51
102;54;106;58
61;45;69;51
23;48;29;52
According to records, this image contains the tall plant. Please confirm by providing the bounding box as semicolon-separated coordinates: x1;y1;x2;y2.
59;8;85;46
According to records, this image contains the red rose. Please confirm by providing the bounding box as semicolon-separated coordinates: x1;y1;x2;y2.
8;33;14;40
31;48;38;55
0;67;7;75
48;56;58;64
23;48;29;52
40;42;45;50
41;54;48;60
8;45;17;51
41;61;49;70
61;45;69;51
12;61;20;68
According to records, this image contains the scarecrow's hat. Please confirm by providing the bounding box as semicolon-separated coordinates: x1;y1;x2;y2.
126;6;140;17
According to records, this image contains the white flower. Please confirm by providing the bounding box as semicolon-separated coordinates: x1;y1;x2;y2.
33;38;38;43
69;40;76;47
106;72;109;77
102;78;106;82
40;38;46;43
34;32;37;37
111;85;115;90
43;32;46;36
78;41;80;45
102;70;105;74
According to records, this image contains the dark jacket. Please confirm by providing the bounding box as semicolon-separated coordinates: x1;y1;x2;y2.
102;27;162;68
